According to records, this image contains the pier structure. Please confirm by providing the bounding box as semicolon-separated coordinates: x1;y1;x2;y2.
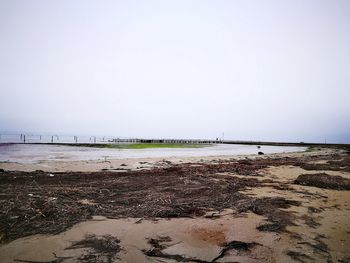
109;138;224;144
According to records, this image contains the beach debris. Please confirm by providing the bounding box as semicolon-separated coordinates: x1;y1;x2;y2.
147;236;172;250
294;173;350;190
66;233;121;263
14;254;73;263
134;218;143;224
0;155;338;241
78;199;96;206
307;206;323;213
300;156;350;172
204;212;221;219
236;197;301;232
143;236;211;262
286;250;313;263
297;235;329;255
258;151;264;155
339;256;350;263
299;214;321;228
256;222;281;232
144;237;258;263
212;240;258;262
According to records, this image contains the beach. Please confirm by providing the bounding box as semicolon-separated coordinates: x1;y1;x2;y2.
0;145;349;262
2;0;350;261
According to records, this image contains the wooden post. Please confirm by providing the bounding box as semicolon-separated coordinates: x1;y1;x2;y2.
51;136;53;143
23;135;26;143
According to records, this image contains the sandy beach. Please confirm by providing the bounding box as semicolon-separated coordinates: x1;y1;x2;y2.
2;0;350;261
0;147;349;262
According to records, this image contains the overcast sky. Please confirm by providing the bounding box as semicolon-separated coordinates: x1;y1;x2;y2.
0;0;349;142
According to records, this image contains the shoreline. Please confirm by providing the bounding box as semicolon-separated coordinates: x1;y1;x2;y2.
0;146;315;173
1;140;350;147
0;143;309;172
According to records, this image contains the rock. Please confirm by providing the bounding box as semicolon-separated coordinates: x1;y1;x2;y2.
258;152;264;155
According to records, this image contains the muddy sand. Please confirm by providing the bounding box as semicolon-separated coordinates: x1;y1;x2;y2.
0;147;349;262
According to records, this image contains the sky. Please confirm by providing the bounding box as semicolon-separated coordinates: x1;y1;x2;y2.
0;0;349;143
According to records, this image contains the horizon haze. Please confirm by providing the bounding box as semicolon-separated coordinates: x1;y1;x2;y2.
1;0;350;143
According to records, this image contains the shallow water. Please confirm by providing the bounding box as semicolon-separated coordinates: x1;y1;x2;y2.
0;143;305;164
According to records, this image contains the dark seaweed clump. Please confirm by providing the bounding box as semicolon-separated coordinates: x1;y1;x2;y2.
294;173;350;190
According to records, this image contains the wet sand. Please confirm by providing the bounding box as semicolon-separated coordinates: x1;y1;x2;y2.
0;212;277;262
0;146;329;173
0;143;306;165
0;147;349;262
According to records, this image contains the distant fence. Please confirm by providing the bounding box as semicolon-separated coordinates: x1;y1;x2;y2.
110;138;221;144
0;134;112;144
0;134;223;145
0;134;349;147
